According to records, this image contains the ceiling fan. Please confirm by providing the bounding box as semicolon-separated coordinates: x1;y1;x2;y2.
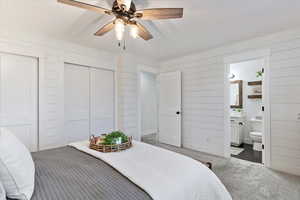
58;0;183;43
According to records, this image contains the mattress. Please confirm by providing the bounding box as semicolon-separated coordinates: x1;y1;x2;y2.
8;147;152;200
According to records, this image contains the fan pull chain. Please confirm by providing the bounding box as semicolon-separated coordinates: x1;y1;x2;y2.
117;39;126;50
117;31;127;50
123;38;126;50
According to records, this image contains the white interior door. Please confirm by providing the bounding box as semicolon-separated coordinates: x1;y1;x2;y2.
90;68;114;136
0;53;38;152
64;63;90;143
158;71;182;147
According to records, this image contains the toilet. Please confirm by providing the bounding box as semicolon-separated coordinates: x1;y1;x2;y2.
249;117;263;151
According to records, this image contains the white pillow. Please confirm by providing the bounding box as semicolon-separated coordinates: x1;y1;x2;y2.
0;181;5;200
0;128;35;200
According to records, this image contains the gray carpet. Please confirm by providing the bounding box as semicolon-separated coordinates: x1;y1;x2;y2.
142;134;300;200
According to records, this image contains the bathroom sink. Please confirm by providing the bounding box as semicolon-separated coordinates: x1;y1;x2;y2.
231;112;244;118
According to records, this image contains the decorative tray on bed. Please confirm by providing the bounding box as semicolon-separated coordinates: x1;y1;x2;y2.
89;131;132;153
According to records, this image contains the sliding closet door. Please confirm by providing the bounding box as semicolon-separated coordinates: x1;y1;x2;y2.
90;68;114;136
0;53;38;152
64;64;90;143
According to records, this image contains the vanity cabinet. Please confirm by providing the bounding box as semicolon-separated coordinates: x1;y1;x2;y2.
231;117;244;146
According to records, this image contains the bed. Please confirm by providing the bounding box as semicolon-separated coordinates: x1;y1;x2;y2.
8;147;152;200
5;141;232;200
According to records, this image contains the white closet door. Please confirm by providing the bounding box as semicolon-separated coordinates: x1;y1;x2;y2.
64;64;90;143
0;53;38;152
90;68;114;136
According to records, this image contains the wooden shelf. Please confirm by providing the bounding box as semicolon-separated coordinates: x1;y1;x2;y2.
248;81;262;86
248;95;262;99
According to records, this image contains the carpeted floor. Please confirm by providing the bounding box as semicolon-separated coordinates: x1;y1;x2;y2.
142;134;300;200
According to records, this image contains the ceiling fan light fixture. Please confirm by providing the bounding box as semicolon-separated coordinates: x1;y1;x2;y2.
58;0;184;43
130;25;138;39
115;18;125;41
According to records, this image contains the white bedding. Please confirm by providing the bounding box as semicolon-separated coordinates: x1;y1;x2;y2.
70;140;232;200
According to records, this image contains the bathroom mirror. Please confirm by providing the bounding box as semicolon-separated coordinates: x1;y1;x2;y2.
230;80;243;108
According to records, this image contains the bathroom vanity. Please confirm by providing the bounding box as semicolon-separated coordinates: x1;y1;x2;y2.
231;114;245;146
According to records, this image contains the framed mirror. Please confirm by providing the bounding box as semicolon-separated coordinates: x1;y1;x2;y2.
230;80;243;108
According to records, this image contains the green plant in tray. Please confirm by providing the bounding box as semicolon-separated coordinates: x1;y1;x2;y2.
103;131;128;145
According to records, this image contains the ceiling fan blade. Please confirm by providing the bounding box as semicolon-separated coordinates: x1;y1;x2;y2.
136;8;183;20
136;22;153;41
94;21;115;36
58;0;112;15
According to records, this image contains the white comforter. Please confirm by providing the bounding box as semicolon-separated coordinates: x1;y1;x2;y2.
70;140;232;200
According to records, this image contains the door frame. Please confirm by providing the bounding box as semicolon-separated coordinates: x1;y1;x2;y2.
223;49;271;167
137;65;159;141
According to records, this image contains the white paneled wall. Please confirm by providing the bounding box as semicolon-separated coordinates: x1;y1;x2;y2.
0;33;157;151
0;33;119;150
269;40;300;175
1;25;300;176
116;55;158;140
161;58;226;156
117;56;139;139
161;28;300;175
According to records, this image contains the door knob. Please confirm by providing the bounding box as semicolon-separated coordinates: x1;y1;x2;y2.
176;111;181;115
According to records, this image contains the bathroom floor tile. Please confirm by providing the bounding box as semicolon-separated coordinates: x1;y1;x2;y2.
231;144;262;164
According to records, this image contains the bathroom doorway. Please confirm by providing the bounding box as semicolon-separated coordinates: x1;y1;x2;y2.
137;66;159;143
224;50;271;166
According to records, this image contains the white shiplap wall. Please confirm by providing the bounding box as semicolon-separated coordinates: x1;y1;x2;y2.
269;40;300;175
117;56;138;139
161;28;300;175
1;27;299;175
117;54;158;140
160;57;226;156
0;32;157;150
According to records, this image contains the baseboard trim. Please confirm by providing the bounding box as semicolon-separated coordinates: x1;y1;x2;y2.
142;129;157;136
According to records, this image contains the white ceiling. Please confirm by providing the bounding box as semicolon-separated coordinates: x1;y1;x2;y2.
1;0;300;61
